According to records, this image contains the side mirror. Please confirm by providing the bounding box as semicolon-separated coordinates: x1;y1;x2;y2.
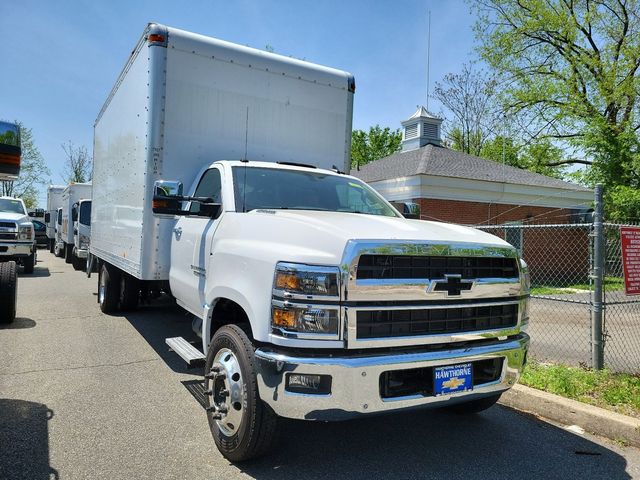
391;201;421;220
152;180;184;215
44;212;51;223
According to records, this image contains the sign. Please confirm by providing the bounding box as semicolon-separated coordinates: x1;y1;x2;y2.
620;226;640;296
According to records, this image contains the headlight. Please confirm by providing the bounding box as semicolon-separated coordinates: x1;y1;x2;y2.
273;263;339;297
79;234;90;248
272;303;339;334
272;262;340;337
18;224;33;241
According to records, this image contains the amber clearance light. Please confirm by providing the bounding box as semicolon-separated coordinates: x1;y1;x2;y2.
148;34;165;43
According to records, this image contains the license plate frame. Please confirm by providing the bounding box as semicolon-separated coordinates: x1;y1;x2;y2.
433;362;473;396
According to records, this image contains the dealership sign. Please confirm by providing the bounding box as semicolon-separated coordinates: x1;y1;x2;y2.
621;226;640;296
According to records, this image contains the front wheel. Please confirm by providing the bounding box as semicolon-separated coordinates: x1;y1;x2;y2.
0;261;17;324
446;393;502;414
205;325;278;462
48;239;54;253
23;253;35;274
72;255;85;271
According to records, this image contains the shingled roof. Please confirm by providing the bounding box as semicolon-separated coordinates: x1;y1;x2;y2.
352;144;590;192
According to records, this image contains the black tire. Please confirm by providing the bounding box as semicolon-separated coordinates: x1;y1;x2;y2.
64;243;73;264
98;263;121;314
119;273;140;311
447;393;502;414
72;255;84;271
23;253;35;274
206;324;278;462
0;261;17;324
48;239;54;253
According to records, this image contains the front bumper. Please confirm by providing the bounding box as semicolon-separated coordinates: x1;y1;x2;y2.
74;246;89;259
255;333;529;420
0;242;34;258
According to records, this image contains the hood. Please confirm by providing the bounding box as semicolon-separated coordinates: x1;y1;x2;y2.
217;210;514;266
0;212;30;224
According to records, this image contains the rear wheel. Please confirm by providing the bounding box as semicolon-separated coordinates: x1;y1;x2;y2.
0;261;17;324
119;273;140;311
23;253;35;274
72;255;85;271
98;263;121;314
64;243;73;264
206;325;278;462
446;393;502;414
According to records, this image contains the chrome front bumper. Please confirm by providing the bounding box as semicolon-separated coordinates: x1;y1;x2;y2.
0;242;33;257
255;334;529;420
74;247;89;259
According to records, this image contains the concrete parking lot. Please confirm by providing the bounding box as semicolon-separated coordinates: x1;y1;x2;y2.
2;253;640;479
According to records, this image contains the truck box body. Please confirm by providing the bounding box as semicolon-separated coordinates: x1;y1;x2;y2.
46;185;65;240
61;183;92;245
91;23;355;281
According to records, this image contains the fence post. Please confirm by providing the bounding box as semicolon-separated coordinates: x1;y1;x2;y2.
591;184;604;370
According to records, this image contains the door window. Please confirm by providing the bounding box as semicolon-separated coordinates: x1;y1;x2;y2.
189;168;222;215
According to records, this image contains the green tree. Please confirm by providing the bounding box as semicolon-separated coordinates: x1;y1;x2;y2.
473;0;640;190
61;141;92;183
1;122;49;208
433;63;502;156
351;125;402;169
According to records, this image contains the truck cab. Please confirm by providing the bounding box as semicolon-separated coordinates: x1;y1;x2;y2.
0;196;36;273
71;199;91;270
110;159;530;461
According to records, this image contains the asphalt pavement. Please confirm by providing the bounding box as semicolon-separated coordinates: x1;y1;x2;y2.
2;252;640;479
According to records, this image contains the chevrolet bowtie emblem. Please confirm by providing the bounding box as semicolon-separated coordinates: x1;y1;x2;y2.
442;377;465;389
430;274;474;296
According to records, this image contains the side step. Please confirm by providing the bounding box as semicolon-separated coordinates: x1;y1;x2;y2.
166;337;206;367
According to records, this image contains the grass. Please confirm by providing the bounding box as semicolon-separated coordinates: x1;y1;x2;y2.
520;361;640;418
530;276;625;295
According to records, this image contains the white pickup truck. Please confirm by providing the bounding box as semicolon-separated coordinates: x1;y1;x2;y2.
90;24;530;462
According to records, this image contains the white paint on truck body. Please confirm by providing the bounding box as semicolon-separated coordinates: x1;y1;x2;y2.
60;183;92;245
45;185;65;240
91;23;354;281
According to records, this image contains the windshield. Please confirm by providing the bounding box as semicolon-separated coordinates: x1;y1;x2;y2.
0;198;26;214
80;201;91;226
232;166;399;217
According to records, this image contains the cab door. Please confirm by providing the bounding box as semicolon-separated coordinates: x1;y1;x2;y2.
170;166;224;316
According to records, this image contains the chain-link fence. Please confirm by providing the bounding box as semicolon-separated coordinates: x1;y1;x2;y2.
476;207;640;374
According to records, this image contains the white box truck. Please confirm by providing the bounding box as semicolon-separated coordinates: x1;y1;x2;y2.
57;182;91;265
45;185;64;253
91;23;530;462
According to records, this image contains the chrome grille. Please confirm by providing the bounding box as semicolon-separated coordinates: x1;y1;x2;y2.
0;222;17;241
356;303;518;339
357;255;518;280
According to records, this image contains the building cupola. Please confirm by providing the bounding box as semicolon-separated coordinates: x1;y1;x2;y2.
401;106;442;152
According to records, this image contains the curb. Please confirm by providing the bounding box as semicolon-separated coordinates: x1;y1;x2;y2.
499;384;640;447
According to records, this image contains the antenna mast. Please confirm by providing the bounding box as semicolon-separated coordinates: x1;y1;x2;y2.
426;9;431;110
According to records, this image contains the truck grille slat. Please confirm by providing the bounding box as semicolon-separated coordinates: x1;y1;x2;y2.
356;303;518;339
356;255;518;280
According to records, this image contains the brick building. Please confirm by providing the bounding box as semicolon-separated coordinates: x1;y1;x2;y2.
352;107;593;283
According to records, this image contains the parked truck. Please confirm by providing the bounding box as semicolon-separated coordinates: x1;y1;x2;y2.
0;120;27;323
91;24;530;462
57;183;91;266
45;185;65;253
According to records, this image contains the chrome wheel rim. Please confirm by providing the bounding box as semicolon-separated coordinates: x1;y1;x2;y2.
208;348;245;436
98;270;106;305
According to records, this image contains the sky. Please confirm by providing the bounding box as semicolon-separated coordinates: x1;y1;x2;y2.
0;0;478;207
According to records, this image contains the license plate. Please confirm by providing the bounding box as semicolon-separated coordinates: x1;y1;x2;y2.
434;363;473;396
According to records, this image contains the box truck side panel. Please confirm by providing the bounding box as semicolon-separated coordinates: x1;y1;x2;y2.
163;30;353;173
92;42;151;278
